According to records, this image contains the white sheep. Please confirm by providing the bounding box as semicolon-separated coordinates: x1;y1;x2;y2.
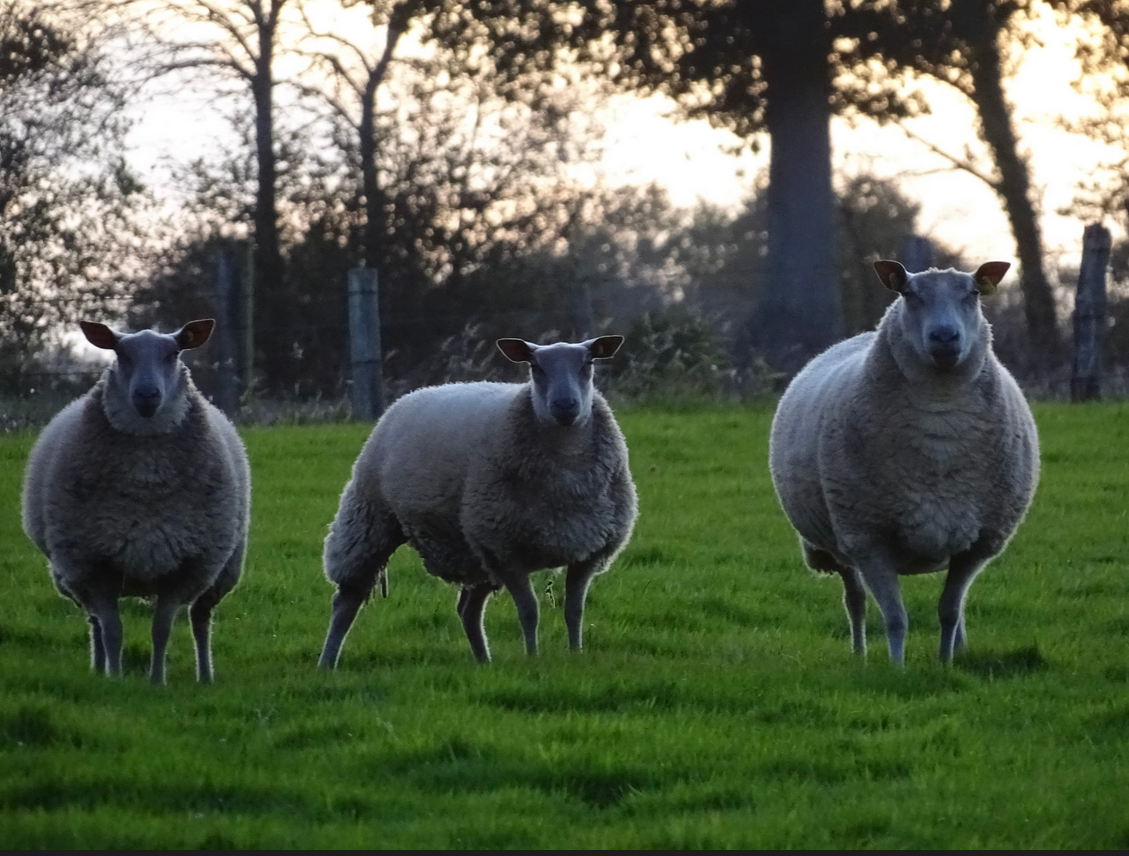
318;336;638;666
768;261;1039;664
21;319;250;684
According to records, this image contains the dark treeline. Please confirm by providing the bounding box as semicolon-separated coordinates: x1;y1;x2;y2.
4;0;1129;407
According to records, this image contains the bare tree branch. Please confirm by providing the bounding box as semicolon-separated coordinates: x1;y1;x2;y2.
893;118;1001;190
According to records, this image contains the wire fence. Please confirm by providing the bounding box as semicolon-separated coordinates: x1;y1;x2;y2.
2;227;1126;432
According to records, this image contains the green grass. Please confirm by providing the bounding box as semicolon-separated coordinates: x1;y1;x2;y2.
2;402;1129;847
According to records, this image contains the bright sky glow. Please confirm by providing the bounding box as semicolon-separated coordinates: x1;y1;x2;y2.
124;5;1122;281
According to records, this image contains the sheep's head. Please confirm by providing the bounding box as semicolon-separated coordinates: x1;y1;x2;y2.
874;261;1009;371
496;336;624;427
81;320;214;420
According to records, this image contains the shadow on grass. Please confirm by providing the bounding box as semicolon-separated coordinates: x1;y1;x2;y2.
0;705;90;749
954;645;1048;679
380;736;660;810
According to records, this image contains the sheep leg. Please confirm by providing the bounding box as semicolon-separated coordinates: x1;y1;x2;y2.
189;599;215;684
457;583;496;663
938;547;992;663
501;574;540;656
188;548;242;684
318;579;376;669
856;559;908;665
320;489;404;669
150;593;182;686
803;542;867;656
564;559;606;650
839;567;868;657
88;615;106;673
87;593;123;677
71;566;124;677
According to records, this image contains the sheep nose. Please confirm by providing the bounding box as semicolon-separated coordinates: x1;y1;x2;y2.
929;325;960;345
133;387;161;417
551;397;580;425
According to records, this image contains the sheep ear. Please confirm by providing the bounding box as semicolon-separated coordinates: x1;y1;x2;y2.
585;335;624;360
973;261;1010;297
80;321;119;350
497;338;536;363
175;319;215;350
873;260;909;293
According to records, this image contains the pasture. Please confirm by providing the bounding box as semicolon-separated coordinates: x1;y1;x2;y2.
1;403;1128;848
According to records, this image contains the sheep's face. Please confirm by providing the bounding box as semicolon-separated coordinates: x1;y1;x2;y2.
874;261;1009;371
497;336;624;427
80;320;215;419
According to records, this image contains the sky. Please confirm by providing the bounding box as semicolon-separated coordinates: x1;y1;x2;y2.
124;5;1120;279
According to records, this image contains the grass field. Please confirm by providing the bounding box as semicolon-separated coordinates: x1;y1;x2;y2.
2;402;1129;847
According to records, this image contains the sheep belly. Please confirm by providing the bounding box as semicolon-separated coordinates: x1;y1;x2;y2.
889;489;981;574
403;518;488;586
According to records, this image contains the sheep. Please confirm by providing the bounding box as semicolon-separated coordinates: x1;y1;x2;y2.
768;260;1039;665
21;319;251;684
318;335;638;667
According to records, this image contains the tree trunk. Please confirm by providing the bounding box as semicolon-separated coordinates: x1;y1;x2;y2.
252;22;284;379
361;79;381;270
753;2;842;371
965;6;1062;360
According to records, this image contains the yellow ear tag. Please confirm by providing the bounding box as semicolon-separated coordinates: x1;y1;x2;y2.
977;276;998;296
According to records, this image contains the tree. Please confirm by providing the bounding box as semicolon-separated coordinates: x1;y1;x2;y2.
1048;0;1129;224
557;1;931;370
293;0;413;272
129;54;617;396
133;0;291;361
0;1;143;388
677;173;963;340
856;0;1063;357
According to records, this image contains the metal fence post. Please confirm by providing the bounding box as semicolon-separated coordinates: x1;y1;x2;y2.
348;267;383;420
1071;223;1111;402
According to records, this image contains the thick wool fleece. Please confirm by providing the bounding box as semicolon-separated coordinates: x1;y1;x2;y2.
769;297;1039;577
22;371;250;605
324;381;637;590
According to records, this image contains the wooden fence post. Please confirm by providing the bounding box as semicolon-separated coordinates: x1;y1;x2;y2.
213;241;240;415
348;267;383;420
1071;223;1111;402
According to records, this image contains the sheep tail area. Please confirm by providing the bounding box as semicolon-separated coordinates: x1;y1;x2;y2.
318;479;404;669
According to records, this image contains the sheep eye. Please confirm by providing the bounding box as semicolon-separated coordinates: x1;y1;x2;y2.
165;352;178;364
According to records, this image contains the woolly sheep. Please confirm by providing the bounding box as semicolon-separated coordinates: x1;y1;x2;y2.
318;336;638;666
768;261;1039;664
21;319;250;684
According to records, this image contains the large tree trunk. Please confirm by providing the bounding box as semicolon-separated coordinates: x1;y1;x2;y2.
753;2;842;372
964;4;1062;360
250;15;287;390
